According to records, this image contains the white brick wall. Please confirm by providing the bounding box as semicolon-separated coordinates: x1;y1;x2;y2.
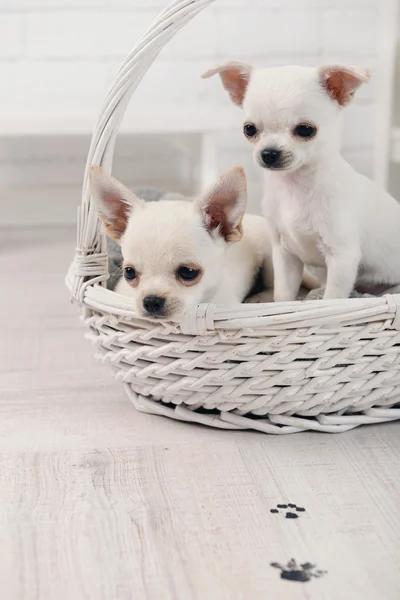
217;9;320;57
0;0;384;224
0;14;23;57
320;9;378;57
25;11;156;58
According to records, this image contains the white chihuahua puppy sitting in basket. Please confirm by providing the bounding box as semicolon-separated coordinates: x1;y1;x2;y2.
90;165;279;320
204;62;400;300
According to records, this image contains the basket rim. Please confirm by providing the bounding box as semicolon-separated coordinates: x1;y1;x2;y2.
65;274;400;336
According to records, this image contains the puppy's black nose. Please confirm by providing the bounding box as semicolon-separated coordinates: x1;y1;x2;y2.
261;148;282;168
143;295;166;315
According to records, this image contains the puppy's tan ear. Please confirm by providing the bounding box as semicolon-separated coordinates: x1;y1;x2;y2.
196;166;247;243
202;61;252;107
89;166;144;241
319;64;370;107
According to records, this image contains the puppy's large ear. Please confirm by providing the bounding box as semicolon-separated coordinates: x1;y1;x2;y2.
202;61;252;107
319;64;370;107
196;166;247;243
89;166;144;241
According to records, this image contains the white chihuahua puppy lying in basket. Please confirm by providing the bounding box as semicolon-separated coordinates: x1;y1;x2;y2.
204;62;400;300
90;165;278;320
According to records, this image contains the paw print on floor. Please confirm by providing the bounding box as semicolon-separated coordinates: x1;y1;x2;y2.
271;559;327;582
270;502;306;519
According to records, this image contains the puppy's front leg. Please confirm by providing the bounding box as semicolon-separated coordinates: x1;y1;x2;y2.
324;251;360;299
273;245;304;302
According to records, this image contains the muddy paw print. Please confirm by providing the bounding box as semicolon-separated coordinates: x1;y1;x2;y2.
271;559;327;582
270;502;306;519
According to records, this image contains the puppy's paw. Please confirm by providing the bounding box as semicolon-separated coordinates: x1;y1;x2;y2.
245;290;274;304
306;287;326;300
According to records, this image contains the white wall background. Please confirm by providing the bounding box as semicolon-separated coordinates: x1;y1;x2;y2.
388;3;400;195
0;0;383;224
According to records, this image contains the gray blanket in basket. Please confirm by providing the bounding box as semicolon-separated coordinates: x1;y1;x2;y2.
106;188;400;299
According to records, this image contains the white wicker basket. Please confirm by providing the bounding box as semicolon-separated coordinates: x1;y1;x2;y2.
66;0;400;434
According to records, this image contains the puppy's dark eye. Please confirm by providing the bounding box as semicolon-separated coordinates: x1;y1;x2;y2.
124;266;137;281
177;266;201;283
244;123;258;138
293;123;317;139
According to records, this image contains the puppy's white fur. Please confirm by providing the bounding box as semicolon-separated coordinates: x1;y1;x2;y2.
204;63;400;300
89;166;274;320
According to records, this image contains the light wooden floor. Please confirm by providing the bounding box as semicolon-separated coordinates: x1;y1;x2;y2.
1;227;400;600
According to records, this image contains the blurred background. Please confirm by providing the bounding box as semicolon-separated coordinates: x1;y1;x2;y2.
0;0;399;226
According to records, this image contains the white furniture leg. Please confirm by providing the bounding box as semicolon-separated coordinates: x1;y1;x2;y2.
374;0;398;187
199;131;218;192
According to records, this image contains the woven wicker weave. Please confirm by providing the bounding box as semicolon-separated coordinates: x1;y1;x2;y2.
66;0;400;434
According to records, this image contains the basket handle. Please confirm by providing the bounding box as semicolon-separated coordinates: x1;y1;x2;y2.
68;0;217;304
